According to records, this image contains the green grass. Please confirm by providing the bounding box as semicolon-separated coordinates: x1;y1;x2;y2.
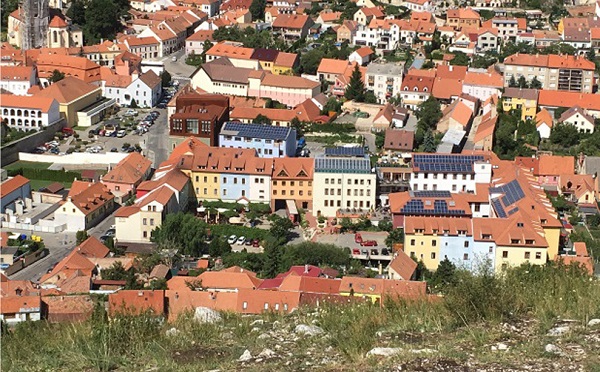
3;161;53;170
28;179;72;191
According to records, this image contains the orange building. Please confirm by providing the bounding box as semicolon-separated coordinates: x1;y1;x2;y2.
271;157;314;213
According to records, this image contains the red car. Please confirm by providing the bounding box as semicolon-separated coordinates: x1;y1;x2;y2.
361;240;378;247
354;233;363;243
352;248;360;255
252;239;260;247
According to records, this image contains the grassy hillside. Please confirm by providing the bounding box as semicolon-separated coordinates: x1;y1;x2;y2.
3;263;600;371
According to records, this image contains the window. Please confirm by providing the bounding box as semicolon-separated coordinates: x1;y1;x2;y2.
275;303;280;311
432;240;436;246
464;241;469;248
502;251;508;258
283;304;288;311
243;301;248;309
186;119;199;134
143;218;147;225
143;231;148;238
150;219;154;226
535;252;542;259
524;252;530;259
431;252;436;259
463;253;469;260
410;239;415;246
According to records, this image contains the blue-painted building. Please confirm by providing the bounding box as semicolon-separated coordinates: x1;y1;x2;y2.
220;173;251;202
439;234;475;271
0;175;31;212
219;122;297;158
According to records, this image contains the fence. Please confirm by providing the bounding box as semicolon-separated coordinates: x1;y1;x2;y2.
3;248;49;276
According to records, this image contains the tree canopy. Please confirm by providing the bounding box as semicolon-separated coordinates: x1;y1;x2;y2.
83;0;123;44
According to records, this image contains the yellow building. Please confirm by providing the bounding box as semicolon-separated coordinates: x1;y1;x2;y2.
272;52;299;75
502;87;538;121
190;172;221;201
339;277;427;305
495;244;548;272
33;77;110;127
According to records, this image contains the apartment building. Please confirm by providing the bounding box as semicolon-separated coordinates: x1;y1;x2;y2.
503;53;595;93
312;157;376;218
271;157;314;212
366;62;405;104
0;94;61;130
502;87;539;121
169;94;230;149
54;181;115;232
400;73;435;110
219;122;296;158
410;153;492;193
0;65;37;95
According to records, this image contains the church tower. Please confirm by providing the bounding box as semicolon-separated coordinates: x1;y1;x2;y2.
20;0;49;50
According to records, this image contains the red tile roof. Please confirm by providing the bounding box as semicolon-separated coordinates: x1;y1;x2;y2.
0;175;30;198
75;237;110;259
108;290;165;316
388;250;417;280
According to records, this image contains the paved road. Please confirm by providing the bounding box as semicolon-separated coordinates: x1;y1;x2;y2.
8;229;76;282
362;132;376;153
144;107;169;167
160;50;197;79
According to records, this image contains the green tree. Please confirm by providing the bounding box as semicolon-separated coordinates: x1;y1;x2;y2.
529;76;542;89
254;114;272;125
208;237;232;257
508;76;518;88
152;213;207;256
249;0;266;20
587;214;600;228
129;99;138;108
344;64;366;102
148;278;168;290
450;51;469;66
385;228;404;248
299;49;324;75
416;96;442;131
290;117;305;138
66;0;87;26
322;97;342;115
76;230;89;245
429;258;456;293
201;39;213;63
101;261;129;281
83;0;122;44
270;215;294;242
48;70;65;83
161;70;172;87
340;217;354;233
261;237;282;278
550;123;580;147
423;130;436;152
375;131;385;149
517;76;528;88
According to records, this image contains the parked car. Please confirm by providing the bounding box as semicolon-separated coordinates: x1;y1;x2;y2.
381;248;390;256
99;235;112;244
61;127;74;136
361;240;378;247
116;130;126;138
370;249;378;255
361;249;368;255
244;239;253;246
50;147;59;154
110;147;118;152
171;56;177;62
252;239;260;247
354;233;363;244
352;248;361;255
236;236;246;245
150;111;160;118
157;103;167;109
227;235;237;244
123;109;138;117
105;229;116;236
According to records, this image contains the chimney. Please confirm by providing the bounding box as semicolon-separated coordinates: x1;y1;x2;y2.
304;264;309;274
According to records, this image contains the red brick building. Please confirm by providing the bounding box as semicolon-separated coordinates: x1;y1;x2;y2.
169;94;229;149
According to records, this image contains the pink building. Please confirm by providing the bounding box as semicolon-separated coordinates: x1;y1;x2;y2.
101;152;152;202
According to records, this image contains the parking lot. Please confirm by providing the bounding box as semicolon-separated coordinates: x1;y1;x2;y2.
317;231;392;260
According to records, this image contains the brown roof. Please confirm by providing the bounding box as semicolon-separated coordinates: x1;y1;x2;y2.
432;77;463;100
199;58;251;84
339;277;426;299
43;294;94;322
538;155;575;176
536;108;553;128
388;250;417;280
139;70;161;88
75;237;110;259
150;264;170;279
446;100;473;127
474;114;498;143
272;157;314;179
504;53;595;70
0;65;34;81
48;15;68;28
40;249;96;284
198;270;263;290
109;290;165;316
317;58;350;75
186;29;214;42
538;90;600;111
0;94;57;113
34;77;99;103
67;181;115;216
503;87;539;101
274;52;298;68
354;46;374;58
401;74;435;92
35;55;102;83
103;152;152;186
260;73;319;89
384;129;414;151
207;41;254;60
463;70;503;87
0;175;30;198
272;14;311;29
559;105;595;125
0;295;41;315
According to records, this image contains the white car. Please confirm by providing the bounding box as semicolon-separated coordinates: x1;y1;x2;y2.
227;235;237;245
172;56;177;62
236;236;246;245
116;130;126;138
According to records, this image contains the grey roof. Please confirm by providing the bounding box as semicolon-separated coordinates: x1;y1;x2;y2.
314;157;372;173
366;62;405;76
198;58;251;84
436;142;454;154
583;156;600;176
503;87;539;101
221;122;293;140
324;146;365;157
441;129;466;146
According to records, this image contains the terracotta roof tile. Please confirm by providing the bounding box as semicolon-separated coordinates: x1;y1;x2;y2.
272;14;311;29
34;77;99;103
271;157;314;179
0;94;56;113
388;250;417;280
109;290;165;316
0;175;30;198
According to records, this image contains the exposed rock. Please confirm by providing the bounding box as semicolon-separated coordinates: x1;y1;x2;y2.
251;319;264;326
547;326;570;336
257;333;270;340
295;324;324;336
255;358;263;363
194;307;221;324
410;348;436;354
258;348;276;359
238;350;253;362
545;344;561;354
165;327;179;337
588;319;600;327
497;343;509;351
251;327;261;333
366;347;402;357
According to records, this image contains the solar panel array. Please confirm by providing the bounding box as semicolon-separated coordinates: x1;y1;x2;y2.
222;122;291;140
492;199;507;218
400;199;467;216
508;207;520;216
325;146;365;157
490;180;526;207
314;157;371;174
413;191;452;198
413;154;485;174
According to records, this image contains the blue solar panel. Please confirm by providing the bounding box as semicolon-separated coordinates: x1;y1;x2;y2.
508;207;519;216
413;154;485;174
413;191;452;198
314;157;371;173
492;199;507;218
221;122;292;140
400;198;466;216
325;146;365;157
491;180;525;207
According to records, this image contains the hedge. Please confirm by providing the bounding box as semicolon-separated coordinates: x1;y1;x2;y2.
8;167;82;183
